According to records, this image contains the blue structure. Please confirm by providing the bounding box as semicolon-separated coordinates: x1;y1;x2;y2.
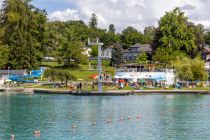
9;68;44;83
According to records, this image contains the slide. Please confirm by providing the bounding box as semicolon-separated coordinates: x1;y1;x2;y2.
9;68;44;83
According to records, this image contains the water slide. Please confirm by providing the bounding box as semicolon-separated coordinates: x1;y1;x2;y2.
9;68;44;83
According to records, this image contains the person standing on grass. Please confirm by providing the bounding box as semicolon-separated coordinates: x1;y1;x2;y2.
92;82;94;91
79;82;82;91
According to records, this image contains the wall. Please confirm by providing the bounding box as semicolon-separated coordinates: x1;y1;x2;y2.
115;71;175;85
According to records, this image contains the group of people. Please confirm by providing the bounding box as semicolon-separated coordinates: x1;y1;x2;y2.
69;82;83;91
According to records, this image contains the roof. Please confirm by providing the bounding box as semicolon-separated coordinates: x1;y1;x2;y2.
127;43;152;52
0;70;27;75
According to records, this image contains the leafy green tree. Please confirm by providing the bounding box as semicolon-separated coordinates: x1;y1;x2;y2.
142;26;155;44
172;56;194;81
109;24;115;33
172;56;207;81
191;57;208;81
89;45;98;57
110;43;123;65
121;26;143;49
152;8;196;63
135;52;148;64
89;13;97;29
205;30;210;45
191;24;205;56
101;32;120;47
0;0;47;69
152;47;186;64
44;69;76;86
0;45;9;68
58;27;87;68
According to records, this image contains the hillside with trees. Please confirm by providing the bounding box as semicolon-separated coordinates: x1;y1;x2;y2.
0;1;209;71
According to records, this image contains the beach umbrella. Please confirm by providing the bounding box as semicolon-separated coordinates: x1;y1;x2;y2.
88;74;98;79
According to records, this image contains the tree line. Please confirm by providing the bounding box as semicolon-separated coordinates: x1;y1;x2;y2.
0;0;210;73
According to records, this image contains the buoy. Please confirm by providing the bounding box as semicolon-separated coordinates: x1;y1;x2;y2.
92;122;96;125
72;125;77;129
11;134;15;140
136;115;141;119
128;116;132;120
107;119;112;123
34;130;41;136
119;117;123;121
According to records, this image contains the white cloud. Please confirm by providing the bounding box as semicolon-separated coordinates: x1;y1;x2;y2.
48;9;80;21
63;0;210;32
1;0;210;32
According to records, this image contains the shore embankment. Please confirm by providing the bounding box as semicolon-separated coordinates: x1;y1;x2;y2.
1;88;210;96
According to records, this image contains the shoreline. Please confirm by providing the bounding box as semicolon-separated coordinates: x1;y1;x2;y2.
1;88;210;95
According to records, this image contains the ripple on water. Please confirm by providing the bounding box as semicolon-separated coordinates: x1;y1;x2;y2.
0;94;210;140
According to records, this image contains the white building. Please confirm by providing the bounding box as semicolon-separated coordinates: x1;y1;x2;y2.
114;64;175;85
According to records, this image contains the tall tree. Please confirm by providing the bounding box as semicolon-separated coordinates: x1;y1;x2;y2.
89;13;97;29
58;27;87;68
143;26;155;44
135;52;148;64
110;43;123;65
0;0;47;69
205;30;210;45
151;8;196;63
121;26;143;49
109;24;115;33
0;45;8;68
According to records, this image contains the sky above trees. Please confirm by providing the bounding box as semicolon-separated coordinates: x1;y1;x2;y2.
1;0;210;32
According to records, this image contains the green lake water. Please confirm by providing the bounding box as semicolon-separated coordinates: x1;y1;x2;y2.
0;93;210;140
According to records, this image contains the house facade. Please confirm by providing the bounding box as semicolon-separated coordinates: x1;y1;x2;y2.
123;43;152;61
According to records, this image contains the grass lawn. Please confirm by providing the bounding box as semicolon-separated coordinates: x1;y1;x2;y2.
41;61;114;81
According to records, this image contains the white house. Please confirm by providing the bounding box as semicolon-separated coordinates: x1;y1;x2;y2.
114;64;175;85
101;46;113;58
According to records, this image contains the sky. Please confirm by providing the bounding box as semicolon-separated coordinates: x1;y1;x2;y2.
1;0;210;32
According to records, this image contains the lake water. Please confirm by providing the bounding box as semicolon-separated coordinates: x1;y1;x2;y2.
0;93;210;140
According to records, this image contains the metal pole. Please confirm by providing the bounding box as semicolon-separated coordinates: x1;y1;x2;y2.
98;40;103;92
8;67;10;88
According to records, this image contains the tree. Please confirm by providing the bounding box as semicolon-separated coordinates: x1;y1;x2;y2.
152;47;186;64
135;52;148;64
151;8;196;63
58;27;87;68
142;26;155;44
191;24;205;56
109;24;115;33
89;13;97;29
89;45;98;57
0;45;8;68
205;30;210;45
121;26;143;49
0;0;47;69
172;56;207;82
110;43;123;65
44;69;76;86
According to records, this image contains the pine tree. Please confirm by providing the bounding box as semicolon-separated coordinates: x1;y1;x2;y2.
89;13;97;29
110;43;123;65
0;0;47;69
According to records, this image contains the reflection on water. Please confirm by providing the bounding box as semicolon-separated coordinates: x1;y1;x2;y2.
0;94;210;140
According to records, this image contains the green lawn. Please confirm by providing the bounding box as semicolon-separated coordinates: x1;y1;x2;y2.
41;61;114;81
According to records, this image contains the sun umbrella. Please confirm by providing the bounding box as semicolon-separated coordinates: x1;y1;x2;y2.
88;74;98;79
